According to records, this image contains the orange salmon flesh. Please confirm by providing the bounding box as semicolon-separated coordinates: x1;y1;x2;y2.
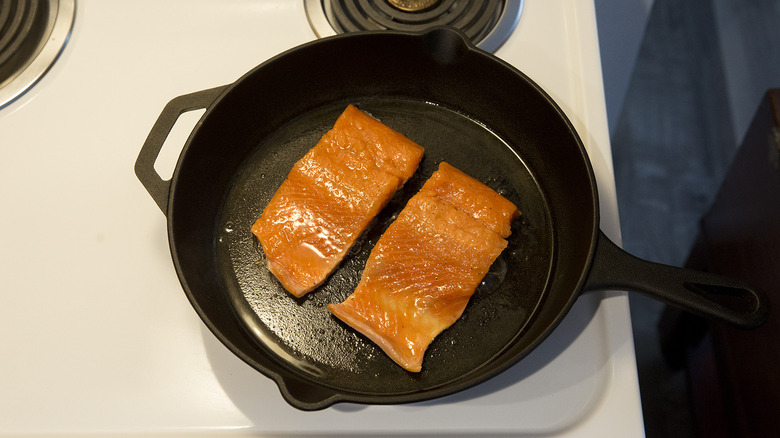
328;162;520;372
251;105;425;297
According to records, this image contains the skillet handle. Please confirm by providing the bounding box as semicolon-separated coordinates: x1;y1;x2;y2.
583;231;769;329
134;85;228;215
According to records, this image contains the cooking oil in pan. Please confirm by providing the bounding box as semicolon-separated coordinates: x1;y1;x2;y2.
217;98;553;392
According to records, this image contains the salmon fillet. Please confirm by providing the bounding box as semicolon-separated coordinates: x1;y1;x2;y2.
328;162;521;372
251;105;424;297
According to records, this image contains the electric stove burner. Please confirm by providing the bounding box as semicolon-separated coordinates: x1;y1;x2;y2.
0;0;75;109
305;0;523;53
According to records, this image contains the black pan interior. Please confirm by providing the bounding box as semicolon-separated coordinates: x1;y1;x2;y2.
218;97;552;394
166;29;598;407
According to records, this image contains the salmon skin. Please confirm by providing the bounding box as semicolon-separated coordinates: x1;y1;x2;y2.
328;162;521;372
251;105;425;297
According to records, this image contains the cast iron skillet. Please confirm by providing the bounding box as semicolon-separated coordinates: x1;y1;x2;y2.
135;27;767;410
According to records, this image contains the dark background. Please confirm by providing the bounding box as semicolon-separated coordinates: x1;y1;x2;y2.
605;0;780;436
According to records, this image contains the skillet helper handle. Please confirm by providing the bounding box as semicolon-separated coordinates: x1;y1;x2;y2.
134;85;228;215
583;231;769;329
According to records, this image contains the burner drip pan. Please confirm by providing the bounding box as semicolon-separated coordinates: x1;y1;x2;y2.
305;0;522;53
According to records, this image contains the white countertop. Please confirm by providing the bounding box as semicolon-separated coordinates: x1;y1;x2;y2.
0;1;644;436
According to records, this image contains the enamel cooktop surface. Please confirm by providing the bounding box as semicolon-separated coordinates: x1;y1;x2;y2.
0;1;643;436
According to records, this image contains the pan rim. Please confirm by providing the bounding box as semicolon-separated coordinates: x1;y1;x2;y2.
162;27;601;410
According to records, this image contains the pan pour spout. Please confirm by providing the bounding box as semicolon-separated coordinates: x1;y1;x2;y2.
423;26;472;66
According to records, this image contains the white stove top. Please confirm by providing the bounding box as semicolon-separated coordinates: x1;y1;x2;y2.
0;1;644;436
